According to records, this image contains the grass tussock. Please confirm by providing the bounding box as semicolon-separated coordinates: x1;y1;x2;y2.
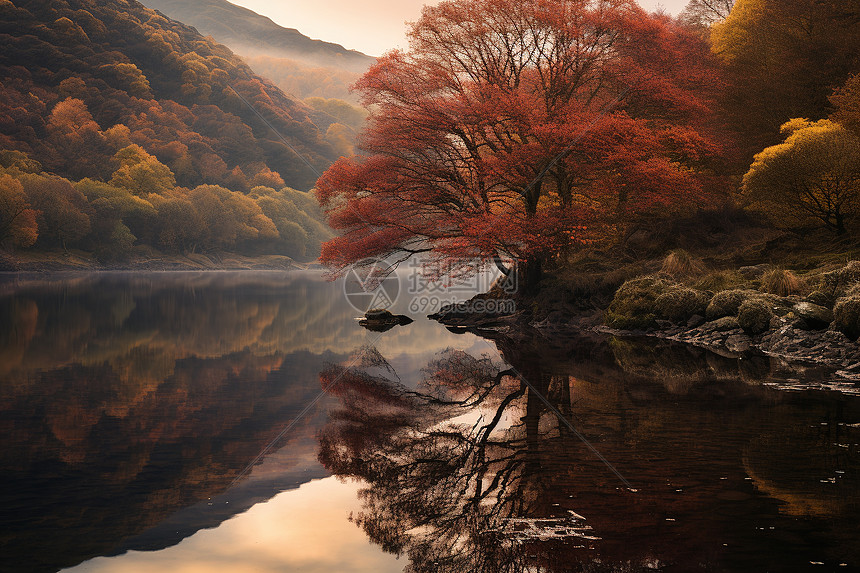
660;249;706;279
760;268;804;296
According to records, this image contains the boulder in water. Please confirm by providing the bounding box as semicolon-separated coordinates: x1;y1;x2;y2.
359;309;413;332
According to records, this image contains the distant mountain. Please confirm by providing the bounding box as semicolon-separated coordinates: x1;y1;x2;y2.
141;0;376;73
240;52;364;104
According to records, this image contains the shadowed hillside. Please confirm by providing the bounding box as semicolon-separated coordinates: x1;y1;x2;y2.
141;0;375;71
140;0;373;104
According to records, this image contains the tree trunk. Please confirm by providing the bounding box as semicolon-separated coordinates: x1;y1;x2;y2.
516;257;543;297
835;211;846;235
523;379;544;477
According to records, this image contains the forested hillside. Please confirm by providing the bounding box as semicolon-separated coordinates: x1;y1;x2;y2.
0;0;337;264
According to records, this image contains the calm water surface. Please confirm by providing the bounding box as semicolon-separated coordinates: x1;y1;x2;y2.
0;272;858;573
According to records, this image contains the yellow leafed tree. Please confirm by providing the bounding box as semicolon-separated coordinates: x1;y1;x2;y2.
109;144;177;195
742;119;860;234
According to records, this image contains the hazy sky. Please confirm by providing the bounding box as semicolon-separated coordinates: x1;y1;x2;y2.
234;0;690;57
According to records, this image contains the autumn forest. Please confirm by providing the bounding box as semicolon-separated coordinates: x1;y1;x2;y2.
317;0;860;291
2;0;860;278
0;0;346;265
4;1;860;571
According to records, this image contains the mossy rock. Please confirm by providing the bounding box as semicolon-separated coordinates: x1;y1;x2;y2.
792;302;833;330
805;290;834;309
605;276;677;330
818;261;860;299
737;264;772;279
755;293;794;316
703;316;741;332
654;287;710;323
705;289;757;321
360;308;414;332
840;261;860;288
737;299;774;335
818;269;840;295
702;316;741;332
833;295;860;341
365;308;396;320
693;270;745;293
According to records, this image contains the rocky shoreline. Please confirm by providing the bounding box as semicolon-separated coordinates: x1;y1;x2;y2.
429;262;860;384
596;318;860;380
432;305;860;386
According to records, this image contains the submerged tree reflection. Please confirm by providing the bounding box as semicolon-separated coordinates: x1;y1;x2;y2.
317;346;630;573
319;335;860;572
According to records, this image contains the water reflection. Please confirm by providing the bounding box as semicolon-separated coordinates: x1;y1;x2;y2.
66;478;403;573
0;271;451;379
0;272;481;573
319;331;860;572
2;272;860;572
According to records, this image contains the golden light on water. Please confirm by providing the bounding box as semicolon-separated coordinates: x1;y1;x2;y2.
64;478;402;573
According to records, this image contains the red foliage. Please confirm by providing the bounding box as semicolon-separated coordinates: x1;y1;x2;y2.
316;0;727;278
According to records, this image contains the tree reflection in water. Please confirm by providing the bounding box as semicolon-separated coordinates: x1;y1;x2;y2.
318;345;633;573
318;335;860;573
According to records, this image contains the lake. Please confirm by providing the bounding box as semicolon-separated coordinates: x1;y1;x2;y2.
0;272;858;573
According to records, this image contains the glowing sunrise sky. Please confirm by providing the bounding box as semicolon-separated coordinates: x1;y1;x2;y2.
233;0;690;57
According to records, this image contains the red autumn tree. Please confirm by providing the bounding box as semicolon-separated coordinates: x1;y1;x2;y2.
316;0;724;289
